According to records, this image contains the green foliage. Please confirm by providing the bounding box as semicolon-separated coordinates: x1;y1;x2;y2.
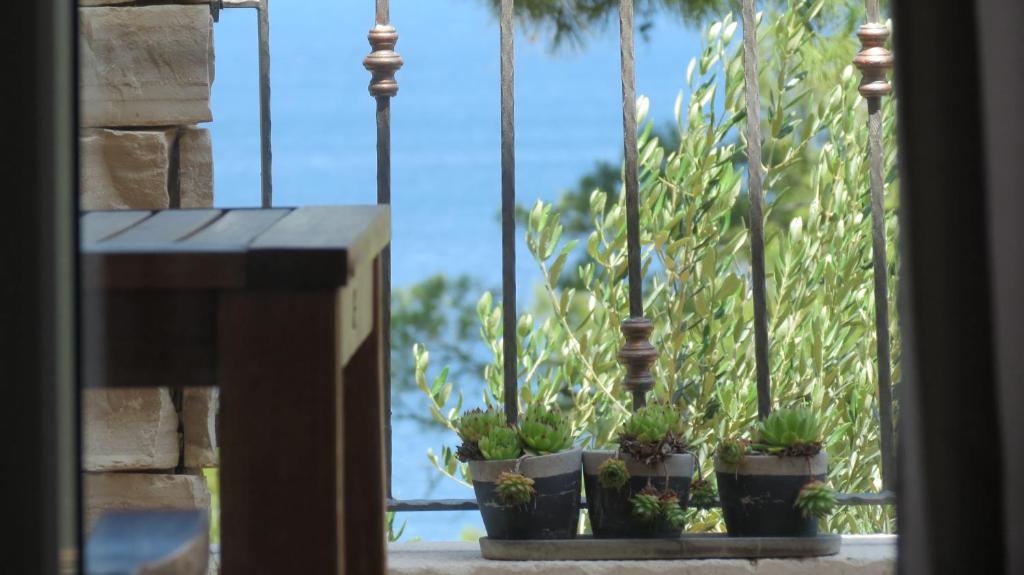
386;512;408;542
597;458;631;489
795;480;837;519
754;406;823;453
420;0;899;533
395;275;487;422
496;471;536;506
479;0;874;50
482;0;732;48
203;467;220;544
519;406;575;454
479;426;524;460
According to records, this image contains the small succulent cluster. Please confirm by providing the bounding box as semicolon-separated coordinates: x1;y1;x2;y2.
495;471;536;507
597;458;630;490
752;407;823;456
716;437;750;466
717;406;824;463
455;405;573;461
618;403;688;464
455;408;507;461
794;480;837;519
479;426;522;461
519;407;574;455
630;486;686;530
688;477;717;508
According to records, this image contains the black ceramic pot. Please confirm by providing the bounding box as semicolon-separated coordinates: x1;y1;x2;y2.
715;452;828;537
468;448;582;540
583;450;694;538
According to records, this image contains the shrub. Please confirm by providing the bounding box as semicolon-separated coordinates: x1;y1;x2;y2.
418;0;897;533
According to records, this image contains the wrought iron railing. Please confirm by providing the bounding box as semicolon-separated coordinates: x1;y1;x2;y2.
217;0;898;515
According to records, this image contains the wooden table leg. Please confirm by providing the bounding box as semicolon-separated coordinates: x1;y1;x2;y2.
342;257;387;575
218;290;346;574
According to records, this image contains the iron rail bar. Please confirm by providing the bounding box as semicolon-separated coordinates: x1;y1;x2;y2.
854;0;896;491
387;491;896;512
365;0;402;497
619;0;642;322
740;0;772;420
615;0;658;411
500;0;519;425
214;0;273;207
257;0;272;207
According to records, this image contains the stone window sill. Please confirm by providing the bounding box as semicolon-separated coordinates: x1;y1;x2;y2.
387;535;896;574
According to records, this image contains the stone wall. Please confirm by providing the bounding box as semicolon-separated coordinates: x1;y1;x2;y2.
79;0;217;533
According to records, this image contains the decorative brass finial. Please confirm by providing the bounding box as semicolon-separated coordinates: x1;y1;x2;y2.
853;23;893;99
617;317;658;409
364;24;403;98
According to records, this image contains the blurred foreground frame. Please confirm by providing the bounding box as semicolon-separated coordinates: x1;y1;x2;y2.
893;0;1024;573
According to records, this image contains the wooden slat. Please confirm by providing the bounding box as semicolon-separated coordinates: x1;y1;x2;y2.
80;211;152;246
248;205;390;288
83;209;265;290
181;208;290;250
100;209;222;248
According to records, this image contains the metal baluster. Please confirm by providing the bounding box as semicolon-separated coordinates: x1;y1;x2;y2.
616;0;658;411
853;0;896;491
364;0;402;496
740;0;772;419
258;0;273;207
500;0;519;425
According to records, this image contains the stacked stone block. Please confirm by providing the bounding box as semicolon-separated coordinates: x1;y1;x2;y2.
79;1;218;533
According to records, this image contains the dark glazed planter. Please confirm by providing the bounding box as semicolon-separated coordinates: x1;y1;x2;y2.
468;448;582;540
715;453;827;537
583;450;694;538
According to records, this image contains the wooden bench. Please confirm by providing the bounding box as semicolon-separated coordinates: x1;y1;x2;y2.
81;206;390;574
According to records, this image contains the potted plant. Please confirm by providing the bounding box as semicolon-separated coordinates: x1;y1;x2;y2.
583;402;695;538
455;406;582;540
714;406;837;537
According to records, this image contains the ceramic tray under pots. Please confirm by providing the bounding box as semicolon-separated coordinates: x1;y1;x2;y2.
468;448;582;540
715;452;828;537
583;450;695;538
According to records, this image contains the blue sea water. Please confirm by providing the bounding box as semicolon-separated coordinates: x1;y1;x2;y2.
210;0;702;540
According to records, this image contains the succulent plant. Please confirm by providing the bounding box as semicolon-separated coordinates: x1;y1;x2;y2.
495;471;535;506
659;490;686;530
689;477;717;507
478;426;523;461
618;403;688;463
754;406;823;455
794;480;836;519
621;403;680;443
518;406;573;455
456;408;505;444
629;486;664;524
597;458;630;490
630;486;686;529
717;437;749;466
